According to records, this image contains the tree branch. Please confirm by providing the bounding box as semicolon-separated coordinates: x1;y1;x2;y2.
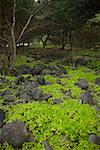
17;1;49;42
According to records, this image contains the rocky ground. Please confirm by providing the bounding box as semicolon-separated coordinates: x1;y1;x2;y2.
0;49;100;149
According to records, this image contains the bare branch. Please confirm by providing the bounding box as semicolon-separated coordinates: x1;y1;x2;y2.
17;1;49;42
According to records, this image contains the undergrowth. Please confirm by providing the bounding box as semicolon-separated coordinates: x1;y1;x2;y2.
2;100;99;150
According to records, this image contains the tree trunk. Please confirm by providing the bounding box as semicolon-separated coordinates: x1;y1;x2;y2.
11;0;16;65
69;30;75;69
61;30;67;50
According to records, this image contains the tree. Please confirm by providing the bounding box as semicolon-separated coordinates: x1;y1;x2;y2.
0;0;50;70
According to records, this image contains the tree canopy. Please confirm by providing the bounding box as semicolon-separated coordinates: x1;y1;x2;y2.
0;0;100;66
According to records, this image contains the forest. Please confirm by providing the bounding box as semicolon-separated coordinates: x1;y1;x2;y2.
0;0;100;149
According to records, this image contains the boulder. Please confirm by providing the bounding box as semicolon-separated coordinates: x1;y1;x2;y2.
80;91;94;105
0;109;5;128
31;88;42;100
1;121;28;148
89;134;100;145
75;78;89;90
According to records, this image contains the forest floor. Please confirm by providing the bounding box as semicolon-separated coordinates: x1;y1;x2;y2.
0;48;100;150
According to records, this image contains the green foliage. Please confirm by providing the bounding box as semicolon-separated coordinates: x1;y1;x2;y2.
14;56;34;67
0;142;14;150
0;51;100;149
90;61;100;71
41;66;99;101
90;12;100;24
44;75;57;83
66;66;97;82
40;83;64;100
22;142;43;150
4;100;99;150
73;49;100;57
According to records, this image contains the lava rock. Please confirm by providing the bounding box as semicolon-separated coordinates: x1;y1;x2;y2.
64;91;71;97
56;79;61;84
1;121;28;148
53;99;63;104
31;66;43;75
37;77;45;85
16;65;31;75
89;134;100;145
20;92;30;101
80;91;94;105
14;75;25;85
56;69;67;75
42;140;53;150
75;78;89;90
0;109;5;128
30;81;39;88
40;94;51;101
95;78;100;85
31;88;42;100
0;77;5;83
95;107;100;111
3;95;15;102
2;89;11;95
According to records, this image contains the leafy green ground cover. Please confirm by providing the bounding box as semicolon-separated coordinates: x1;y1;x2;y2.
3;100;99;150
0;49;100;149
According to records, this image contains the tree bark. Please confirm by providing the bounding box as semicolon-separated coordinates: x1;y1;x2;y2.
11;0;16;65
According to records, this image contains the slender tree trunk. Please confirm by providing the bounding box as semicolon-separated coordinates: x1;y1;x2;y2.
61;30;67;50
11;0;16;65
69;30;75;69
